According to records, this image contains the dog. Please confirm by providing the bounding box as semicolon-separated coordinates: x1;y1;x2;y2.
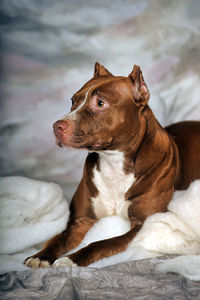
24;63;200;268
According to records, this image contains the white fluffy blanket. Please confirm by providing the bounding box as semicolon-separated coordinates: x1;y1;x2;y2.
0;176;200;281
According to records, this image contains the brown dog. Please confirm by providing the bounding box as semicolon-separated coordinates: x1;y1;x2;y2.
24;63;200;268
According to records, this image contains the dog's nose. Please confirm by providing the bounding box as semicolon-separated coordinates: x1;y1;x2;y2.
53;120;69;136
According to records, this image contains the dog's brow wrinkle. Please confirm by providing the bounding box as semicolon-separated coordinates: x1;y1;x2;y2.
64;86;94;120
92;89;98;96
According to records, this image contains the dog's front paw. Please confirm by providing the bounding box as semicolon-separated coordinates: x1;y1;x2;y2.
24;257;51;268
52;257;77;268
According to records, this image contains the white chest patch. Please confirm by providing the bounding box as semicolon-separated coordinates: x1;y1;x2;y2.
91;150;136;219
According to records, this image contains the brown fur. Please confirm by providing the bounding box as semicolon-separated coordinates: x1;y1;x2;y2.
24;63;200;267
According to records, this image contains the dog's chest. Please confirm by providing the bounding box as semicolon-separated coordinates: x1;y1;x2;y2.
91;151;135;219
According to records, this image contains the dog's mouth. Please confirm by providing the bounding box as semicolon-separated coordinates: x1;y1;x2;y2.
87;140;114;151
55;131;86;149
56;137;114;151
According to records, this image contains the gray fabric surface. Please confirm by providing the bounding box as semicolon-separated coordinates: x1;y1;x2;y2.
1;258;200;300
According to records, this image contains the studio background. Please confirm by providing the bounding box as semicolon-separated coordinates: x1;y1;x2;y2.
1;0;200;202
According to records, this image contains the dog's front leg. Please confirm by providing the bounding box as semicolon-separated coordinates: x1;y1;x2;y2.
24;216;96;268
52;223;142;267
52;188;173;267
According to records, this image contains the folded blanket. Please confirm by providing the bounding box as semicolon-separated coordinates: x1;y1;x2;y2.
0;176;69;254
131;181;200;254
0;176;200;280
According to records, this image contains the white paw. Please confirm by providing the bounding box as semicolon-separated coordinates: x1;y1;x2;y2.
52;257;77;267
24;257;51;268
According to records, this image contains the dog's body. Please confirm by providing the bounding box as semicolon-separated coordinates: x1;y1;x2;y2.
25;63;200;268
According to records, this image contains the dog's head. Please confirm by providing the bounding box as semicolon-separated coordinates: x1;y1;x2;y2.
53;63;149;151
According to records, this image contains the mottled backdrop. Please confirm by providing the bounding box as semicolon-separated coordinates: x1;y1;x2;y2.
1;0;200;201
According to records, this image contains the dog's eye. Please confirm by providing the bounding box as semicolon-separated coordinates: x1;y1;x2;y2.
71;99;74;106
97;99;106;108
90;94;109;111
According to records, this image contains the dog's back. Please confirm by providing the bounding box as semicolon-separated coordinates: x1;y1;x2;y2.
166;121;200;190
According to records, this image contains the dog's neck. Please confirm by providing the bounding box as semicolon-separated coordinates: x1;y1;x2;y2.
125;106;169;154
94;106;172;178
96;150;127;174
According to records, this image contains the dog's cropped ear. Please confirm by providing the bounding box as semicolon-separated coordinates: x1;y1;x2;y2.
94;62;113;77
129;65;149;107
